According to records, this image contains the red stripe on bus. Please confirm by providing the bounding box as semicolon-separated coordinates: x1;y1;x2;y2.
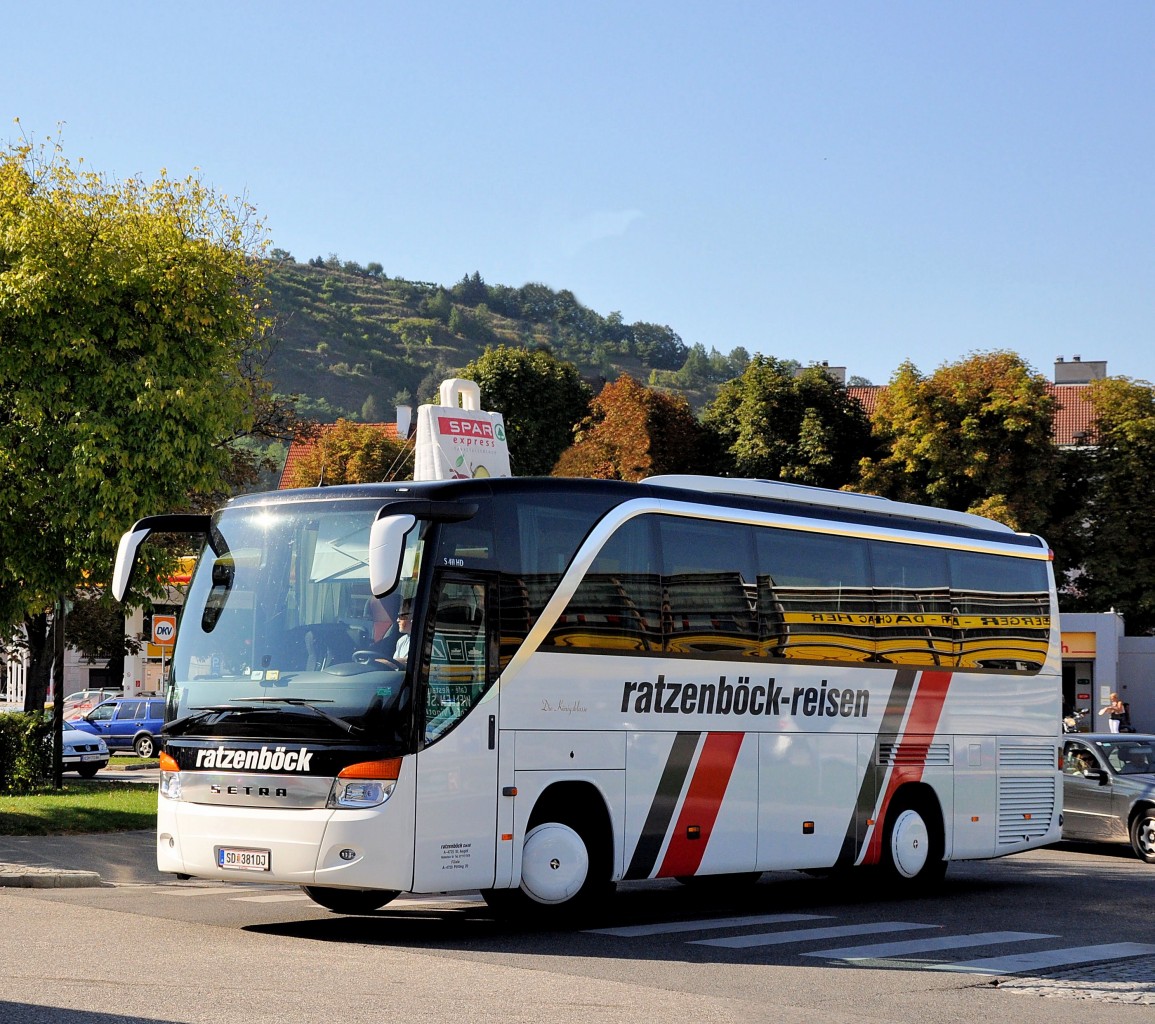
862;670;952;866
656;732;745;878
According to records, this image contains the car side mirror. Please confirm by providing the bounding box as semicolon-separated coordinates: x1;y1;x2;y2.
1085;768;1108;785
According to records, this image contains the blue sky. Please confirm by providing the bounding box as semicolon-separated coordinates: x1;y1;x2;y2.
5;2;1154;386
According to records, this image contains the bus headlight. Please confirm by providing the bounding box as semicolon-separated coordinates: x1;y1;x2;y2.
159;752;182;801
327;758;402;809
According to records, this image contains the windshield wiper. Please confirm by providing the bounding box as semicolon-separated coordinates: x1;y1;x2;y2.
230;697;364;736
165;705;249;736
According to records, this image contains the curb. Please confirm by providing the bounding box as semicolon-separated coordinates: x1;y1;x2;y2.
0;863;104;888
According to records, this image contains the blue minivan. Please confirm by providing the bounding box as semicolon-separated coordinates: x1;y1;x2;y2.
71;696;165;758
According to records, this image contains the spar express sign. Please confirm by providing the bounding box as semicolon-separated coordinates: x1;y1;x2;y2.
414;379;512;481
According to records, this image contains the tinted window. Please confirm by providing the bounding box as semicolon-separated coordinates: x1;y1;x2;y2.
952;549;1050;670
547;516;661;652
870;541;953;667
533;511;1049;674
424;579;490;744
114;701;143;720
661;517;758;657
755;528;874;662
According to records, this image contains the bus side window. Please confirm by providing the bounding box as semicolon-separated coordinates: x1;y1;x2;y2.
423;580;489;744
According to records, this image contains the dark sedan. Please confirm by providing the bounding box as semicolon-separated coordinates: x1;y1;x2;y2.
1062;733;1155;862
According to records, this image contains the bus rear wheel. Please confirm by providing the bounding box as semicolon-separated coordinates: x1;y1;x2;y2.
300;885;399;914
881;795;947;889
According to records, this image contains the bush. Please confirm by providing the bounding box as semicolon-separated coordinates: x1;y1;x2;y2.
0;711;52;793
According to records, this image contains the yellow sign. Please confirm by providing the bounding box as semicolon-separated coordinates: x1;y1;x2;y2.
1061;631;1097;657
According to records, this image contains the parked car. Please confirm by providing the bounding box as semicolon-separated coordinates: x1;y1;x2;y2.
62;725;110;777
61;688;123;719
1061;734;1155;862
70;696;166;758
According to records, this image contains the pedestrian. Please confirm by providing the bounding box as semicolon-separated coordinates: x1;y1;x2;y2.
1098;692;1126;734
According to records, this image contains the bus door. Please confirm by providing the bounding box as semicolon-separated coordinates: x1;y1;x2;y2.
412;575;499;892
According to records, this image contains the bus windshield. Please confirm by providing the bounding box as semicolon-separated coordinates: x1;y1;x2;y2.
170;498;426;749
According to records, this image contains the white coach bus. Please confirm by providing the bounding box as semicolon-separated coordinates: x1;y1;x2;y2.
112;475;1062;915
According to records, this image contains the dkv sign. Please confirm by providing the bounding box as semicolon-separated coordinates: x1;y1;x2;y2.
414;379;511;481
151;615;177;646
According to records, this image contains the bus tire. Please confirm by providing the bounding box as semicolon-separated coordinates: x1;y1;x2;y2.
881;792;947;889
483;802;613;919
1130;809;1155;863
300;886;399;914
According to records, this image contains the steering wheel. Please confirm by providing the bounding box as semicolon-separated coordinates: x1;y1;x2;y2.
352;650;402;668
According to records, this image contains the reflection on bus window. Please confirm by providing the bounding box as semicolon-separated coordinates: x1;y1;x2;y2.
424;580;489;743
535;513;1050;673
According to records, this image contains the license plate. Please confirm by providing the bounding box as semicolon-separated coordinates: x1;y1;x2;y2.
217;847;271;871
80;754;102;762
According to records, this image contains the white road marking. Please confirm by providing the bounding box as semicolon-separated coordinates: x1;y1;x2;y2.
804;931;1055;960
587;913;830;938
938;943;1155;975
693;921;937;949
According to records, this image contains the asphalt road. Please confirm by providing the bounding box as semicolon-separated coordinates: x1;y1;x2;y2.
0;841;1152;1023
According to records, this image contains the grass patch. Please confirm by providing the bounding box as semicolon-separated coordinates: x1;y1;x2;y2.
0;781;157;836
111;755;159;768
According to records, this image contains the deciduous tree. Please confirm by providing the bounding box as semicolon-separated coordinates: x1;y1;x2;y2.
552;374;707;481
459;345;592;475
857;352;1057;532
701;356;874;487
1061;377;1155;631
284;419;410;487
0;135;271;709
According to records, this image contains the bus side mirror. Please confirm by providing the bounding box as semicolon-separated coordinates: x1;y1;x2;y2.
369;513;417;598
111;514;212;602
112;526;151;602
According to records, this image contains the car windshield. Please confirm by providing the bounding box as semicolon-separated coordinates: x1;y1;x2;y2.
1097;740;1155;775
170;497;427;748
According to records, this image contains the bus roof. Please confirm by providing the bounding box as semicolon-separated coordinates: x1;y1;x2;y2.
643;475;1017;535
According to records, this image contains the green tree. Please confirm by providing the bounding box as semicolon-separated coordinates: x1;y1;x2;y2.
1061;378;1155;631
858;352;1056;531
553;374;707;481
459;345;592;475
701;357;874;487
0;135;271;710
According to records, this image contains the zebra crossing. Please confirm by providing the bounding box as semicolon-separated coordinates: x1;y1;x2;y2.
587;912;1155;976
149;885;1155;979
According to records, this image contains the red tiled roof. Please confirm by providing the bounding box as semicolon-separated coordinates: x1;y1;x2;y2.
846;383;1097;447
278;422;401;488
1048;384;1097;446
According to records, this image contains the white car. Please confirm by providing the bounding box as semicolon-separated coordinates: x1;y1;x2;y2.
62;725;110;778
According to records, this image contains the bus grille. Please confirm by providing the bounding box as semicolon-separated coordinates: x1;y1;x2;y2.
877;742;951;766
998;743;1057;769
997;777;1056;845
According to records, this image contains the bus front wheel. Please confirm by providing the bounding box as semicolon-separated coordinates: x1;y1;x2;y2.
482;812;612;918
300;885;399;914
881;795;946;889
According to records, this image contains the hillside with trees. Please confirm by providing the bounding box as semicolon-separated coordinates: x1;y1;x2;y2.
262;253;758;419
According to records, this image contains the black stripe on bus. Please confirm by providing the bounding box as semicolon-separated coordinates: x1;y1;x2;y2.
625;731;700;880
837;668;917;867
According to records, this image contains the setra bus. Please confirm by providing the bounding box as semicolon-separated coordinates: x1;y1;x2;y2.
112;475;1062;915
